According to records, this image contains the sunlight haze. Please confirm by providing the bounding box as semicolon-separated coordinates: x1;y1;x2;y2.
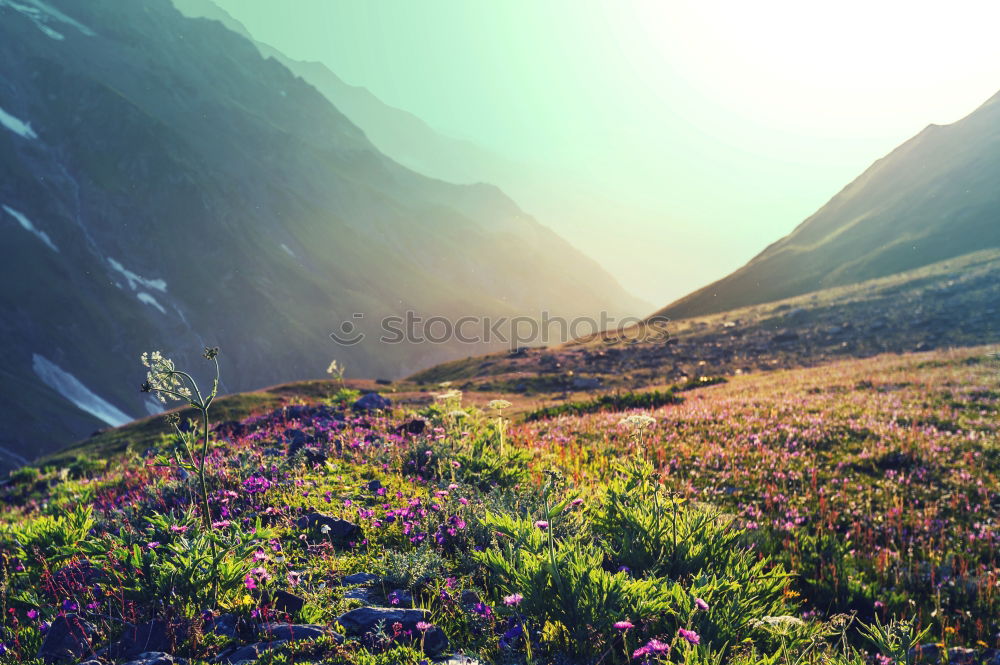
214;0;1000;306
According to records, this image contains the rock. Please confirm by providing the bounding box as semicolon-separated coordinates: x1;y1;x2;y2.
215;641;286;664
571;376;602;390
771;330;799;344
206;613;245;640
435;655;482;665
37;614;96;662
459;590;481;606
257;623;333;642
365;479;382;492
403;418;426;435
295;513;362;543
336;607;448;657
909;644;941;663
946;647;977;665
386;589;414;607
107;619;184;660
352;393;391;412
122;653;188;665
269;590;305;615
340;572;379;586
344;587;379;603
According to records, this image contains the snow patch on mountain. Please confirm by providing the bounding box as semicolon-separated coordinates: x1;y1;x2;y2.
0;106;38;139
137;291;167;314
2;205;58;251
280;243;297;258
32;354;132;427
108;258;167;292
0;0;94;40
144;397;164;416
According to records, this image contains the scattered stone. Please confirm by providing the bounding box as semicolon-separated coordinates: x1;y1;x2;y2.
122;653;187;665
215;641;286;664
571;376;602;390
435;655;482;665
107;619;183;660
37;614;96;662
269;590;305;615
352;393;391;412
337;607;448;657
206;613;245;640
365;479;382;492
386;589;414;607
295;513;362;543
340;572;379;586
403;418;426;435
946;647;977;665
257;623;335;642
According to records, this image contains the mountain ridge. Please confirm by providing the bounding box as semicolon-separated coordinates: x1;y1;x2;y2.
657;89;1000;320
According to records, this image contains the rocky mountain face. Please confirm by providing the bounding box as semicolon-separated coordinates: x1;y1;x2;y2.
659;90;1000;320
0;0;643;469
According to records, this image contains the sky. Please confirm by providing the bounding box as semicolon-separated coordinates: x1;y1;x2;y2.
213;0;1000;306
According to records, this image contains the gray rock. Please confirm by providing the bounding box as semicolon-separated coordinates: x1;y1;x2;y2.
257;623;334;642
215;641;286;664
386;589;414;607
352;393;391;412
571;376;602;390
435;656;482;665
946;647;977;665
336;607;447;656
269;590;305;615
122;653;187;665
207;614;241;640
340;572;379;586
295;513;362;543
38;614;96;662
459;590;480;606
108;619;183;660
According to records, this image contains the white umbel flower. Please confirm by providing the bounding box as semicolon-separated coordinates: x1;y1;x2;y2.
140;351;193;403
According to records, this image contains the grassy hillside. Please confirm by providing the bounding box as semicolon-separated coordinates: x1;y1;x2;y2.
0;347;996;663
410;249;1000;390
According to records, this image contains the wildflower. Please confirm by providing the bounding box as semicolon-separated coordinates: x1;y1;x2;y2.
140;351;193;403
488;399;512;410
244;575;257;590
614;620;634;631
146;541;160;549
503;593;523;606
448;410;467;419
678;628;700;645
694;597;709;611
571;498;584;507
169;525;188;533
534;520;549;530
26;609;38;620
415;621;433;632
320;524;331;535
619;414;657;430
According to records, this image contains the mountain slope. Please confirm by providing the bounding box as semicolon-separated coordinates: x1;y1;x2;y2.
658;90;1000;320
0;0;642;470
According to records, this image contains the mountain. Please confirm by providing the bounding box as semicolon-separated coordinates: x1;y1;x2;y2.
171;0;525;188
172;0;660;309
0;0;644;470
658;90;1000;320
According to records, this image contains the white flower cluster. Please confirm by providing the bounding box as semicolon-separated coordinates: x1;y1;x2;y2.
619;414;657;430
141;351;192;403
487;399;512;411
